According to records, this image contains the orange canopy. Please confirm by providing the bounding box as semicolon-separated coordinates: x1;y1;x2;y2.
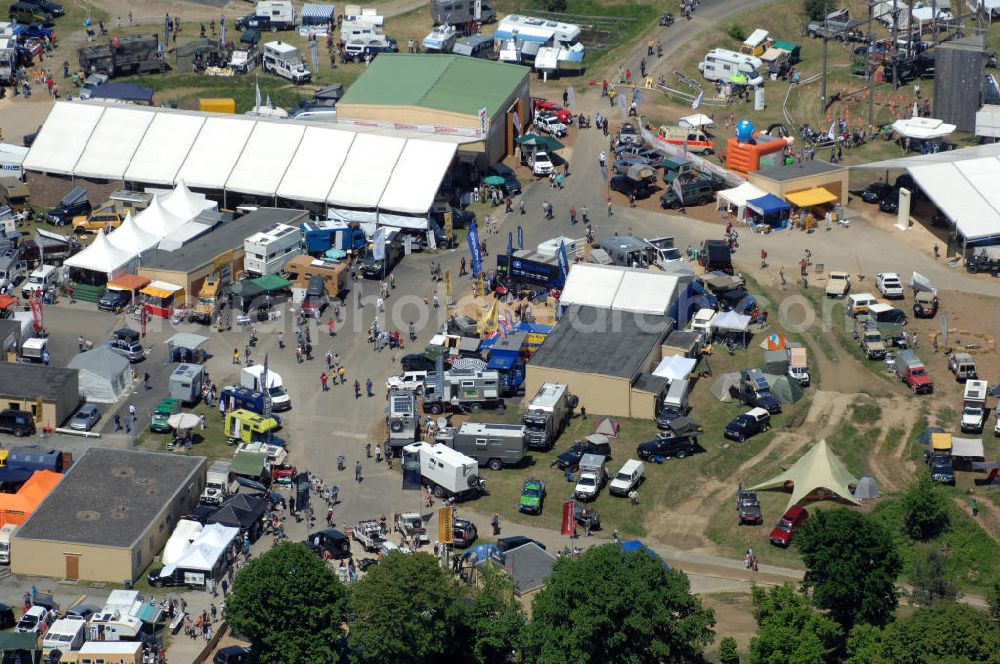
0;470;62;527
107;274;151;292
0;294;15;309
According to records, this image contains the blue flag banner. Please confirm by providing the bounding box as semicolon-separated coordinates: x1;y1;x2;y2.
556;240;570;288
467;220;483;276
517;225;524;250
507;231;514;256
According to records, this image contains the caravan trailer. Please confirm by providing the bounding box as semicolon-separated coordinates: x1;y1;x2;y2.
430;0;497;26
698;48;764;86
494;15;584;68
453;34;496;59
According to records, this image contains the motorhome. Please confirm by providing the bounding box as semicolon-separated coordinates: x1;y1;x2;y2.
61;641;143;664
262;41;310;84
283;255;349;297
598;235;654;267
86;610;143;642
453;34;497;59
436;422;528;470
169;363;204;404
402;441;485;499
422;368;503;414
244;223;302;278
340;19;380;41
255;0;296;30
522;383;576;450
430;0;497;26
388;388;418;447
422;24;458;52
42;618;86;655
739;28;772;57
241;365;292;411
200;460;233;506
698;48;764;86
495;14;585;67
20;264;57;300
344;5;384;30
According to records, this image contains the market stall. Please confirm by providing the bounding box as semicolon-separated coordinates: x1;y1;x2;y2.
141;280;185;319
784;187;838;227
746;193;792;231
716;181;766;222
63;230;137;287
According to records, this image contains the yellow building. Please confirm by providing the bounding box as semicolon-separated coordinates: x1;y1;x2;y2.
748;160;850;207
0;364;80;429
13;448;205;583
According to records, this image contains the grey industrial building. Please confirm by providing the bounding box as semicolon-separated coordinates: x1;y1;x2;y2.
0;364;80;429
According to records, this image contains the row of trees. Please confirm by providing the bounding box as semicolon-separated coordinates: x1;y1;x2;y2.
225;542;717;664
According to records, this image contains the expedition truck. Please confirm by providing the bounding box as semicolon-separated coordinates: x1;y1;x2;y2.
200;460;233;506
78;34;166;77
893;350;933;394
960;380;988;434
521;383;577;450
192;276;227;324
402;442;485;499
436;422;527;471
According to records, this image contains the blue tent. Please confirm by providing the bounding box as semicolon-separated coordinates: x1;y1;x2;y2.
301;3;335;24
620;540;670;569
89;83;155;105
0;468;34;484
746;194;792;229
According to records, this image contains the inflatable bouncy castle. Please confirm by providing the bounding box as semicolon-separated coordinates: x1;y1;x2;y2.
724;120;791;175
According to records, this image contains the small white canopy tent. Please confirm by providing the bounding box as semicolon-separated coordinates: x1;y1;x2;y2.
712;310;751;331
161;180;216;219
716;182;767;222
108;212;159;254
63;229;137;280
162;519;204;566
679;113;715;130
161;523;239;576
135;195;186;239
67;346;132;403
652;355;697;381
891;117;956;140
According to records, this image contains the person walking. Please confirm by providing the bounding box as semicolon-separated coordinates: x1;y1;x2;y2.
338;365;346;385
366;377;373;397
459;257;467;276
328;319;336;337
321;373;329;391
143;372;150;390
355;460;363;483
114;414;121;431
519;199;526;215
354;380;361;399
581;205;589;224
491;513;501;535
607;198;613;217
232;347;240;365
570;206;577;225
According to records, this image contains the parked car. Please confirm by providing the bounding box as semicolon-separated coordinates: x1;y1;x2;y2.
825;271;851;298
70;404;100;431
636;434;700;460
737;488;763;525
487;163;521;195
21;0;63;16
0;409;35;437
79;73;109;100
615;145;662;163
401;353;437;373
878;190;900;213
15;606;49;633
927;452;955;485
861;181;892;204
531;99;573;124
912;291;938;318
214;646;252;664
527;150;555;176
610;174;655;199
518;478;545;514
534;113;567;137
452;518;478;548
555;439;612;471
723;408;771;443
875;272;904;299
769;505;808;547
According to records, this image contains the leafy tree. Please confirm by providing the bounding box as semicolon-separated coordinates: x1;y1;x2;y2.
348;551;469;664
796;510;902;630
909;545;959;606
748;584;842;664
540;0;568;11
844;624;885;664
879;603;1000;664
726;24;747;41
988;575;1000;622
226;542;347;664
901;472;950;541
468;565;526;664
525;544;715;663
803;0;834;21
719;636;741;663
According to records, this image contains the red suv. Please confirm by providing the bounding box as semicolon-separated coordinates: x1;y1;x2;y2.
769;505;809;547
532;98;573;124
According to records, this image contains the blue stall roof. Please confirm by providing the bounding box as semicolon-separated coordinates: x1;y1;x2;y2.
301;3;335;22
746;193;792;216
620;540;670;569
517;322;553;335
89;83;155;104
487;354;517;371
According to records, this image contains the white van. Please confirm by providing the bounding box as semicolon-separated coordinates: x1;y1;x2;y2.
255;0;296;30
847;292;877;317
0;523;16;564
21;264;57;299
42;618;86;655
698;48;763;86
690;308;715;334
662;379;690;416
609;459;645;496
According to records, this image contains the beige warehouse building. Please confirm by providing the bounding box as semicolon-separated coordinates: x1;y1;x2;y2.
0;364;80;429
748;160;850;207
13;448;205;583
524;305;672;419
336;54;530;165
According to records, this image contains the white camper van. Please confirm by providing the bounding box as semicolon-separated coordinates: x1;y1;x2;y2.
262;41;311;83
255;0;296;30
698;48;764;86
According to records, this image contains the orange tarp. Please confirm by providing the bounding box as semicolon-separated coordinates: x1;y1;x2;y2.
0;470;62;527
107;274;151;292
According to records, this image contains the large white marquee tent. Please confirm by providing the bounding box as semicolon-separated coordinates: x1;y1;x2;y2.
560;264;680;316
25;101;470;229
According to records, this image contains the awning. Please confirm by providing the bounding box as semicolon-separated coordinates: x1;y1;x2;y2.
230;280;266;298
891;116;956;140
107;274;151;292
516;133;564;151
89;82;155;104
166;332;209;350
652;355;697;381
231;451;268;477
712;310;751;331
717;182;766;208
249;274;293;292
951;436;985;458
679;113;714;129
931;432;951;451
141;280;183;299
747;193;793;215
301;3;335;20
784;188;837;208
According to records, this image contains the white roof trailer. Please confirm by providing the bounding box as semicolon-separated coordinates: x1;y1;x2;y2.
495;14;581;43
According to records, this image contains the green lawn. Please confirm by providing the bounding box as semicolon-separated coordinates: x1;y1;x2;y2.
138;401;235;461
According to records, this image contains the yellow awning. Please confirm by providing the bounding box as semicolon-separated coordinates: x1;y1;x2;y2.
786;187;837;207
931;432;952;451
141;286;176;299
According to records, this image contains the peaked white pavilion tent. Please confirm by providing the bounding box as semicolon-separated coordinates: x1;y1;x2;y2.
135;196;186;240
716;181;767;222
64;229;137;281
160;180;216;219
559;264;680;316
108;212;159;254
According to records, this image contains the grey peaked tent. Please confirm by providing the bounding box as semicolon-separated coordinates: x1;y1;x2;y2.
67;346;131;403
855;476;880;500
710;372;740;401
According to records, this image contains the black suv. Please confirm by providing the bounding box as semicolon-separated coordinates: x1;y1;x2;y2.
487;163;522;196
44;187;91;226
0;409;35;437
927;453;955;485
452;518;478;548
660;180;715;208
304;528;352;559
359;239;404;279
636;434;700;460
21;0;63;16
97;288;131;313
555;439;612;470
401;353;437;373
723;408;771;443
861;181;892;204
610;174;656;199
429;204;476;229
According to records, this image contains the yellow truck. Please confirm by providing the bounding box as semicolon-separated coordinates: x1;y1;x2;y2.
72;203;125;234
192;276;227;324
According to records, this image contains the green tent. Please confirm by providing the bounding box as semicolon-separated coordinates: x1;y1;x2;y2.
764;374;805;404
516;133;564;151
229;279;266;298
751;439;860;509
249;274;293;292
0;631;41;654
231;451;268;478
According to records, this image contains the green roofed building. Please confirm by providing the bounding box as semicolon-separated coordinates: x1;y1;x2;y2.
337;53;531;164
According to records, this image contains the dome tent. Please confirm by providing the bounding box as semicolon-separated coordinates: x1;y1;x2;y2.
135;195;185;239
64;228;137;278
108;212;159;254
161;179;216;219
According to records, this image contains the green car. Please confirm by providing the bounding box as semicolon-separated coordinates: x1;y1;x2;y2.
149;398;181;433
519;478;546;514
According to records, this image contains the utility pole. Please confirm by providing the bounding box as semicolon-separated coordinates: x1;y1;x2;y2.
867;0;876;126
821;1;829;113
891;0;899;89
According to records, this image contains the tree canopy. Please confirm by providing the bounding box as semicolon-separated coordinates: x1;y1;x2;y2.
468;565;527;664
525;544;715;664
348;551;468;664
908;545;960;607
796;510;902;629
803;0;834;21
225;542;347;664
878;603;1000;664
900;472;950;541
748;584;842;664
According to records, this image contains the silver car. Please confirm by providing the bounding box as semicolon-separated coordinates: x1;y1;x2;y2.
70;404;100;431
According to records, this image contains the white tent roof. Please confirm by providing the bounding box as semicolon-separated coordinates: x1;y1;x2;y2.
891;116;956;140
909;157;1000;241
124;112;206;185
162;519;203;566
717;181;767;207
135;196;186;239
67;345;131;403
160;180;215;219
73;107;155;180
226;122;306;196
108;212;159;254
680;113;715;129
162;523;238;575
22;102;105;175
560;264;679;315
64;230;136;275
712;310;751;331
277;126;355;202
652;355;697;381
951;436;985;458
175;116;256;190
327;133;407;208
379;140;458;214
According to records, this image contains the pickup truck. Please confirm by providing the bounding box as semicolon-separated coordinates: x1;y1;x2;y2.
737;489;763;525
806;14;862;41
825;271;851;298
573;454;607;502
350;520;388;552
724;407;771;443
875;272;904;299
555;439;612;471
893;350;933;394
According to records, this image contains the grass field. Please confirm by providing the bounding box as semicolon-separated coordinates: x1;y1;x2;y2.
138;400;237;462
